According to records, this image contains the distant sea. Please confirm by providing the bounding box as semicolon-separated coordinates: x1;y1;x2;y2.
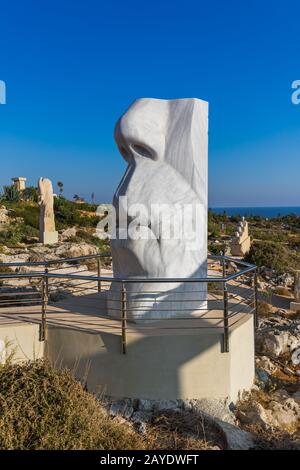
211;207;300;218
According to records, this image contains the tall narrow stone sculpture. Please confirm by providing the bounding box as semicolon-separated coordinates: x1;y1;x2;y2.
38;177;58;245
290;270;300;312
108;98;208;321
231;217;251;256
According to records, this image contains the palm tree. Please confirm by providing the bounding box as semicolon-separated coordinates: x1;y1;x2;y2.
57;181;64;196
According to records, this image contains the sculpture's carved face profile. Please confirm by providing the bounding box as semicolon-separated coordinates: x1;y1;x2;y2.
109;98;208;320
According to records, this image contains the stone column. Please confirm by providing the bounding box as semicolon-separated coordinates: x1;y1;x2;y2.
38;177;58;245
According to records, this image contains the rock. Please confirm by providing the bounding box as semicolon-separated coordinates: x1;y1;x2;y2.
0;252;31;268
54;242;98;259
277;273;294;288
136;422;147;434
255;356;277;374
268;398;300;430
237;401;271;430
238;397;300;432
257;280;269;291
59;226;77;241
138;399;155;411
273;389;290;400
291;347;300;365
109;399;134;419
131;411;152;424
153;400;179;412
292;391;300;404
256;318;300;357
0;206;9;224
185;398;236;425
196;409;254;450
215;420;255;450
255;368;271;387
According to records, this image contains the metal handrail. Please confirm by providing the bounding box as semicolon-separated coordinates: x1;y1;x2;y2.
0;253;258;351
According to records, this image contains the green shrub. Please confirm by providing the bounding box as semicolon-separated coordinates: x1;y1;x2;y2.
54;198;99;229
1;185;20;203
22;186;38;203
245;241;299;273
0;223;38;247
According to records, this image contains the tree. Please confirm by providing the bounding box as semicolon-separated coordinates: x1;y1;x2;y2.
23;186;38;202
91;192;95;204
57;181;64;196
73;194;80;201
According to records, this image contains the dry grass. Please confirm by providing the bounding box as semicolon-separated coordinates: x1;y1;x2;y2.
257;300;274;317
274;286;293;297
145;410;225;450
0;360;146;450
287;310;300;320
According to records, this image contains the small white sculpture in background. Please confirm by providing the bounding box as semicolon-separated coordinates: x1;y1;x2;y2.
231;217;251;256
38;177;58;245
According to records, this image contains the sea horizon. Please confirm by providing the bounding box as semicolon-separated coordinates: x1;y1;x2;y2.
210;206;300;218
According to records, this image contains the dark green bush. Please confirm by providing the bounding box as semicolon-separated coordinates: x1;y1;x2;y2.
245;241;299;273
54;198;99;229
1;185;20;203
0;224;39;247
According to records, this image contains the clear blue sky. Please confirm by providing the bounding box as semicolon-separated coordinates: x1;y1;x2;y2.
0;0;300;206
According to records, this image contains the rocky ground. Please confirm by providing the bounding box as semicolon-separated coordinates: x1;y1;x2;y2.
100;307;300;450
1;207;300;449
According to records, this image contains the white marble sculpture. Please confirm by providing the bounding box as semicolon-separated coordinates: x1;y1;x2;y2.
38;177;58;245
231;217;251;256
108;98;208;321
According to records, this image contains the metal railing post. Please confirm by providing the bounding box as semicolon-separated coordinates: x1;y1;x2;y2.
97;257;101;292
223;282;229;352
121;282;127;354
40;268;48;342
221;251;226;278
254;270;259;329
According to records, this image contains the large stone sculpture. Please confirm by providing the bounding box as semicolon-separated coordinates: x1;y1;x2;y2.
108;98;208;321
231;217;251;257
38;177;58;245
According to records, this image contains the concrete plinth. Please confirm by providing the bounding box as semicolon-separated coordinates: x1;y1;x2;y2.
46;314;254;403
40;231;58;245
0;323;44;362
